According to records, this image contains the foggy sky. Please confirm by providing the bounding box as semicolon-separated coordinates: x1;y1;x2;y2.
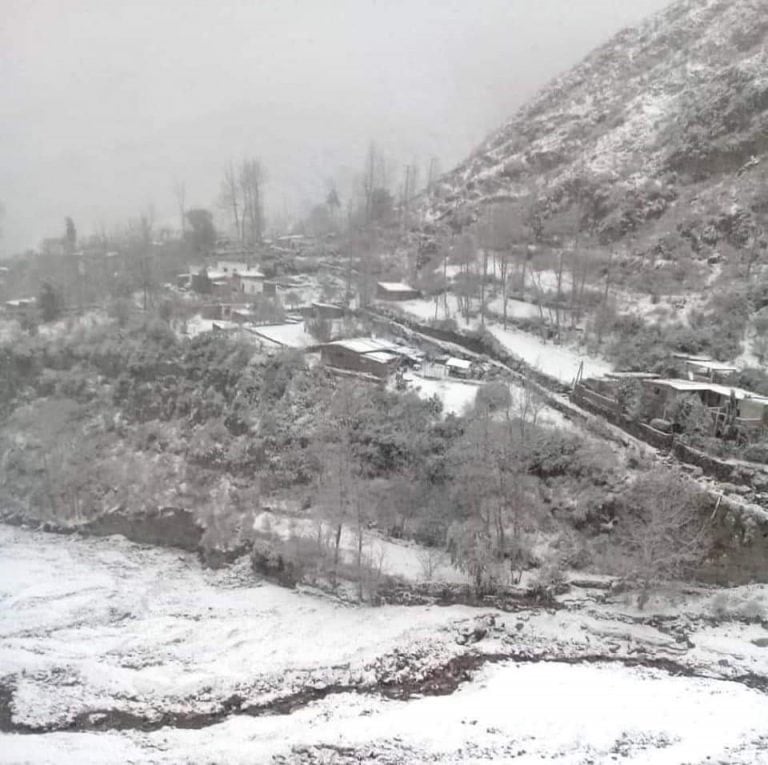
1;0;672;255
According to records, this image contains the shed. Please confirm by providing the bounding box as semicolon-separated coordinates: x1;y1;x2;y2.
233;268;267;295
421;360;448;379
641;378;768;427
376;282;421;301
672;354;738;382
4;298;36;314
311;301;345;319
320;337;401;379
446;357;473;378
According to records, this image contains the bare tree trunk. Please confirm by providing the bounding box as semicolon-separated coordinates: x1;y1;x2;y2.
223;164;241;242
555;249;565;342
500;250;510;329
480;248;489;326
332;522;343;585
443;251;449;318
356;500;364;601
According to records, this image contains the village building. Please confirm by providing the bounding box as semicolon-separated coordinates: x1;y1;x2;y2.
641;378;768;433
672;354;739;383
446;357;473;378
419;355;474;379
421;359;449;379
309;301;345;319
319;337;402;379
233;269;268;296
188;263;268;298
3;297;36;314
375;281;421;301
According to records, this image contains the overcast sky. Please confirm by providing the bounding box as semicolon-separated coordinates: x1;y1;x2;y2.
1;0;672;254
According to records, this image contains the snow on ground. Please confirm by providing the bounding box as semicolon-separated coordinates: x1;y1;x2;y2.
4;526;768;764
404;372;574;429
184;314;220;337
0;526;768;765
6;660;768;764
404;373;479;416
249;322;313;349
487;324;612;384
486;295;543;320
393;294;611;384
393;295;458;321
252;509;468;585
0;525;478;732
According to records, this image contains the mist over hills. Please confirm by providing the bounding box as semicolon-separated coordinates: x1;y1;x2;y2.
424;0;768;261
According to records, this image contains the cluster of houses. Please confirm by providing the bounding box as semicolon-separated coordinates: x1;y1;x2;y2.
317;337;475;381
182;261;275;299
576;354;768;440
178;258;458;382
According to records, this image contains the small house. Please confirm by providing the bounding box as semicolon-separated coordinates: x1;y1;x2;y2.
234;269;267;295
672;354;738;383
376;282;421;301
319;337;401;379
310;301;345;319
641;378;768;430
421;359;448;379
4;298;36;315
446;357;473;378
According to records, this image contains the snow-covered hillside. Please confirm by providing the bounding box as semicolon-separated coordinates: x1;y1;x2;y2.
423;0;768;263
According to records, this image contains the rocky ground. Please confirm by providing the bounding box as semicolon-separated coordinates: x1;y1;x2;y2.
2;524;768;763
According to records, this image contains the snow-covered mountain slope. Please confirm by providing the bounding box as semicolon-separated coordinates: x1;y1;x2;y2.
423;0;768;259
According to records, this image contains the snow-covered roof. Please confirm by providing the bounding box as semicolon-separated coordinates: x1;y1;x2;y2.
5;298;35;307
605;372;660;379
686;360;739;373
388;345;425;362
236;270;266;279
251;323;311;349
446;357;472;370
377;281;418;292
672;353;713;362
326;337;399;355
365;351;400;364
647;378;768;402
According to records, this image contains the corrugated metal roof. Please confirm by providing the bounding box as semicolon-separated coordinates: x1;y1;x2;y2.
327;337;398;354
377;281;417;292
672;353;713;362
685;360;739;372
366;351;400;364
605;372;660;379
648;378;768;402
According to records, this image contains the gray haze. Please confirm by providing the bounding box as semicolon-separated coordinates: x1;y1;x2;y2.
1;0;672;254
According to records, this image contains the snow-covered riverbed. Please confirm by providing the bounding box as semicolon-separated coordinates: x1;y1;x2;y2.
3;525;768;764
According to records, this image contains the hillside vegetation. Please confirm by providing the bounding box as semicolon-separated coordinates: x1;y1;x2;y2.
3;318;758;601
425;0;768;259
413;0;768;374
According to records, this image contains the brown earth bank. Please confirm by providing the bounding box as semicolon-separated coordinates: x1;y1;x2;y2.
2;639;767;736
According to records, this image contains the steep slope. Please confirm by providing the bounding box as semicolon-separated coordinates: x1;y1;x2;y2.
424;0;768;259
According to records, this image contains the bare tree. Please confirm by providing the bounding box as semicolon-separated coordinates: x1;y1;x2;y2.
614;469;711;608
454;231;478;324
172;179;187;237
480;200;532;328
220;162;241;241
426;156;441;190
313;384;366;588
240;159;264;246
